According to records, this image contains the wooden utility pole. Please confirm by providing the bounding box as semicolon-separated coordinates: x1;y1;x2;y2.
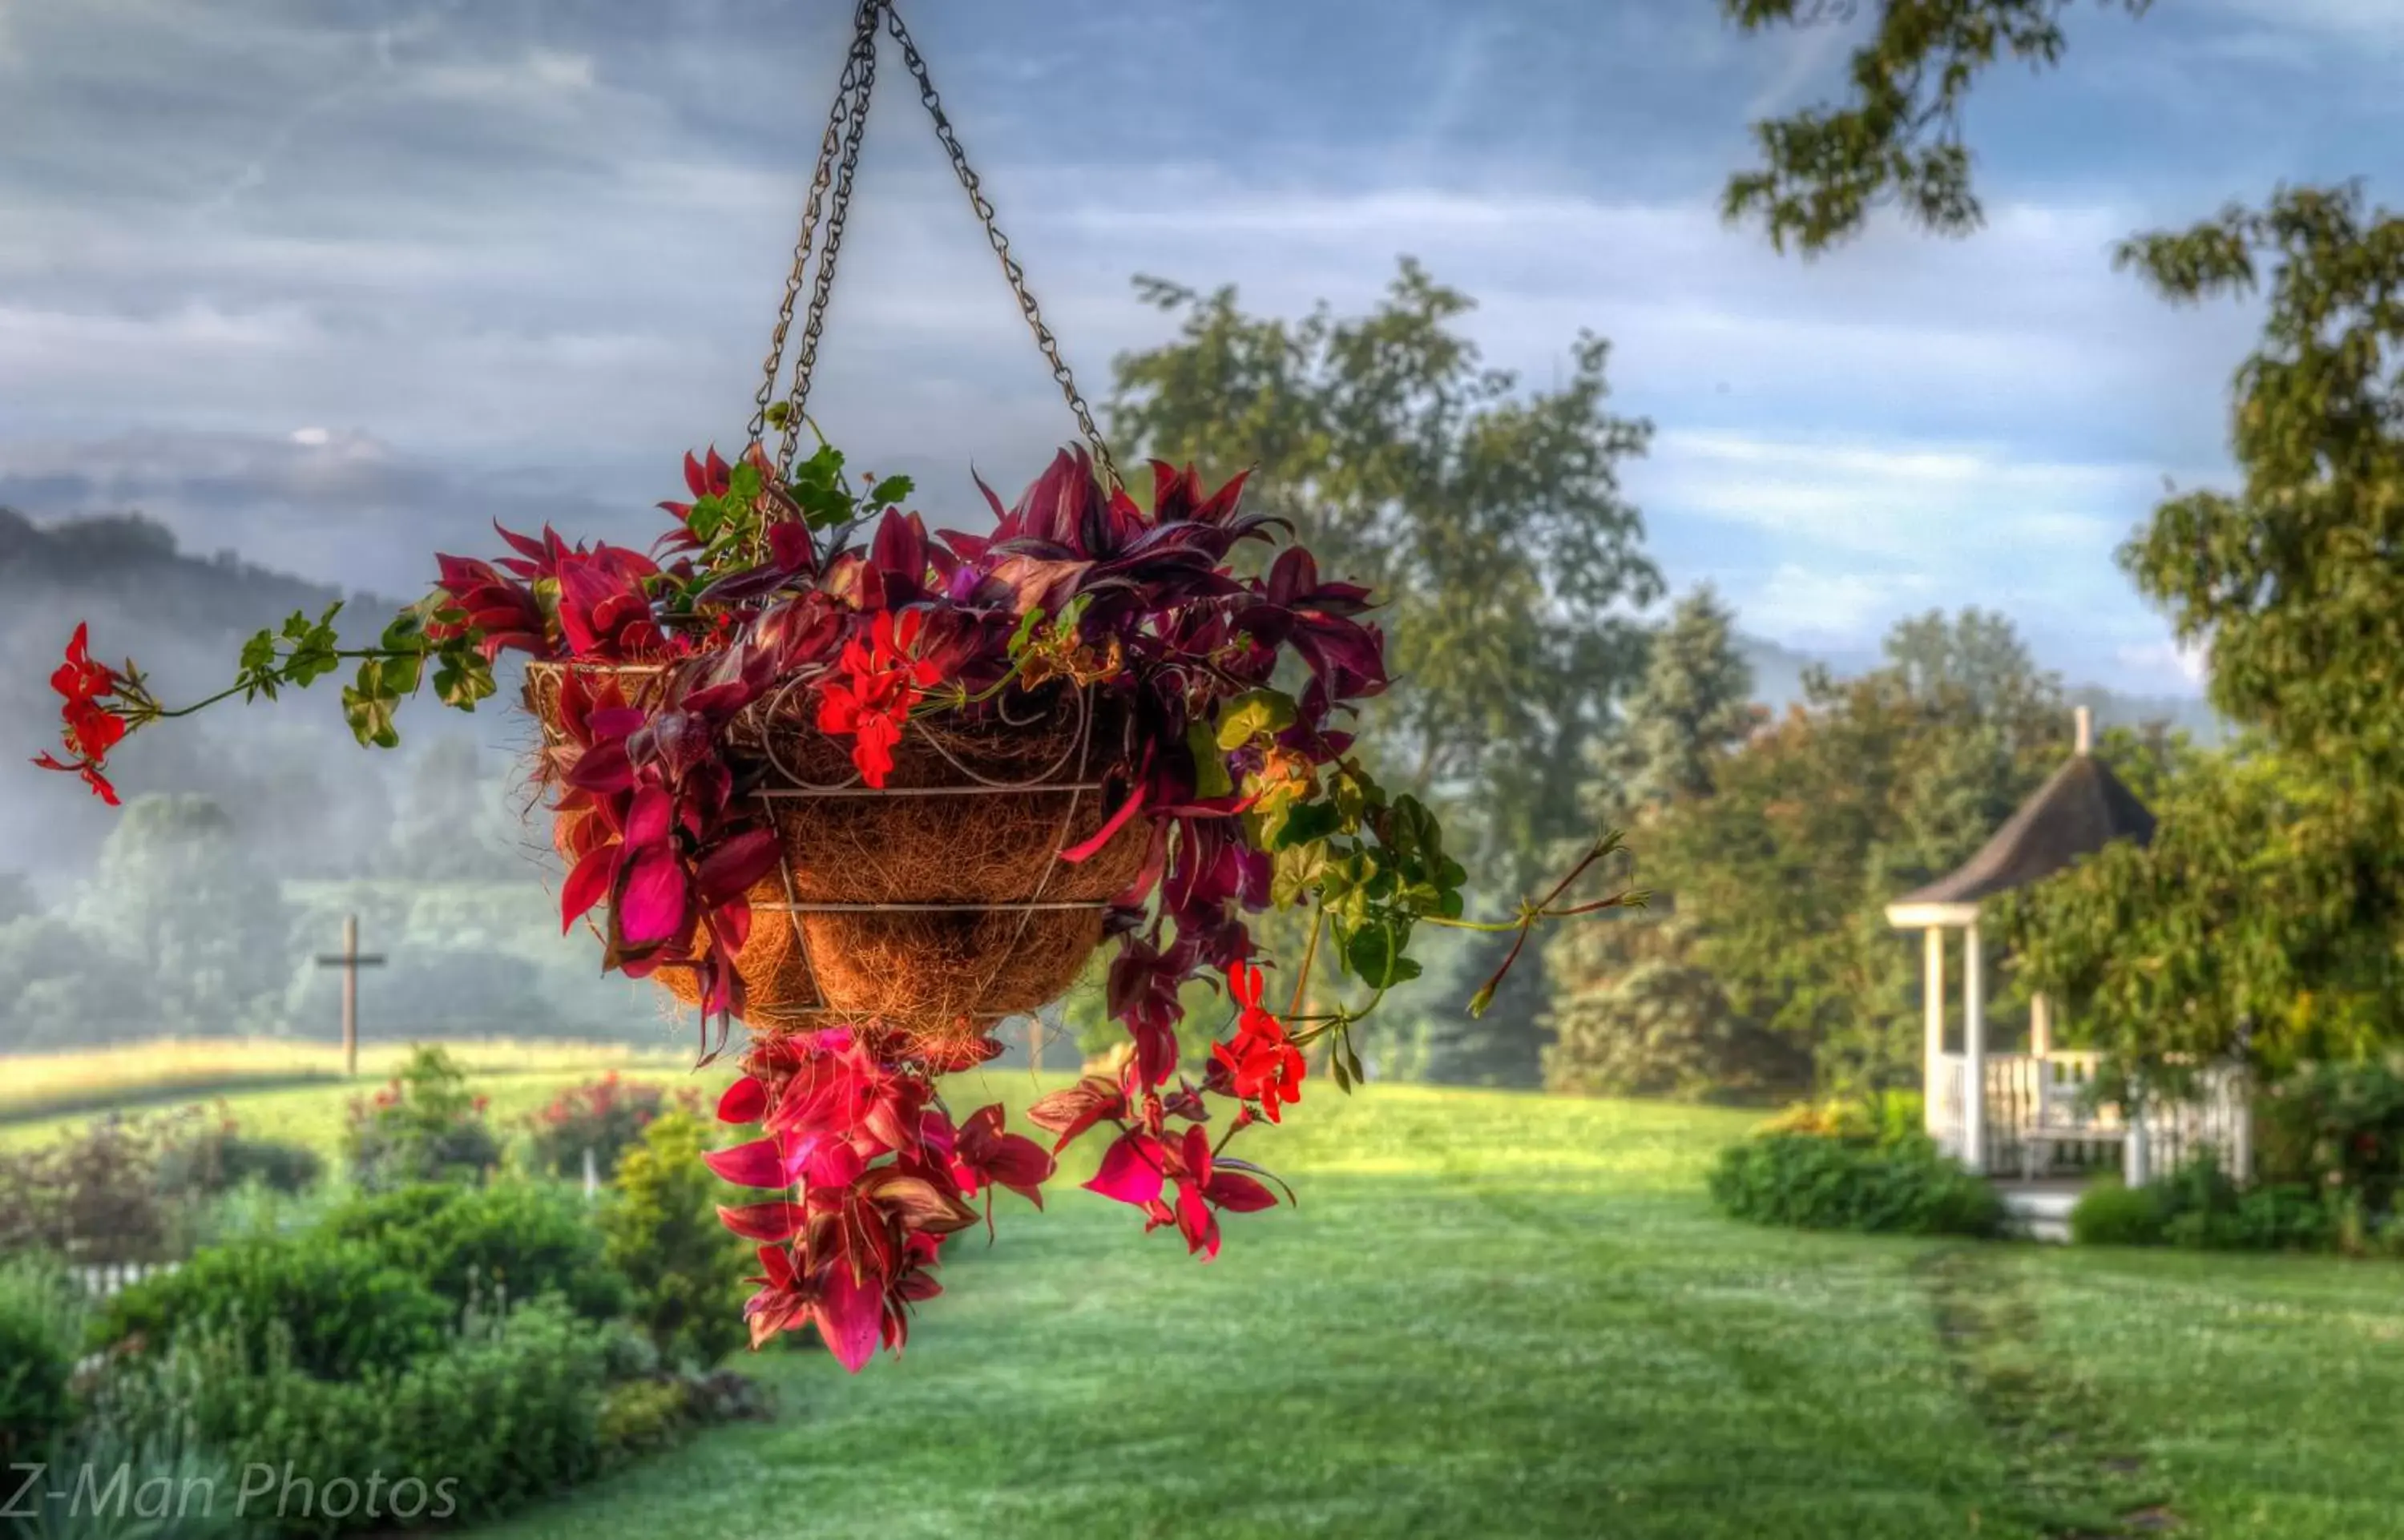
313;913;387;1078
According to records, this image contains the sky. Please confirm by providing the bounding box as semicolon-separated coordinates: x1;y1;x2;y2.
1;0;2397;695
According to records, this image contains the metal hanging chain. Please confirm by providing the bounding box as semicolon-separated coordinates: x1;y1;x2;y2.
751;1;1124;488
882;4;1123;490
748;0;883;452
774;6;882;470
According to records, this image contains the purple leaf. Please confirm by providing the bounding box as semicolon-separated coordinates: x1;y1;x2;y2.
703;1137;791;1190
615;842;689;945
814;1259;885;1373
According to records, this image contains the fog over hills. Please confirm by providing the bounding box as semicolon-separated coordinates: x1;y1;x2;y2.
0;506;543;902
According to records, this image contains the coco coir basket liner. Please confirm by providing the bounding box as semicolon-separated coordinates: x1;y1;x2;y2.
525;660;1149;1064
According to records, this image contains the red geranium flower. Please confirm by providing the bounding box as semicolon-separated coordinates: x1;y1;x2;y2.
817;609;943;787
31;623;129;805
1210;961;1306;1122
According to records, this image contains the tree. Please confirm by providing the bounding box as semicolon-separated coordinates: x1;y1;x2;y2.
0;915;156;1050
1543;958;1809;1102
2114;184;2404;777
2007;186;2404;1073
1109;259;1661;888
387;735;535;882
1542;585;1773;1095
1721;0;2157;256
74;793;291;1035
1615;584;1765;812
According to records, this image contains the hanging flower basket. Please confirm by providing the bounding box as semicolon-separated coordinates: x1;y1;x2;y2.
28;0;1639;1373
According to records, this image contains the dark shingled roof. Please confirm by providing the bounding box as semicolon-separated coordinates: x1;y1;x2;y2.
1893;752;2156;907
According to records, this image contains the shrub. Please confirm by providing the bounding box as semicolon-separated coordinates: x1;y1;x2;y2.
0;1258;80;1465
99;1296;606;1539
95;1235;454;1381
2152;1155;2340;1252
597;1377;692;1465
2256;1057;2404;1217
679;1366;774;1425
1754;1090;1926;1145
600;1112;752;1369
2068;1179;2165;1248
341;1046;500;1192
2076;1154;2346;1254
321;1181;631;1323
0;1114;179;1263
1708;1132;2002;1237
155;1113;325;1199
522;1074;698;1182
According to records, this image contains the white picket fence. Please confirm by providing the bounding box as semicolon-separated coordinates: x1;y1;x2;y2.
69;1260;180;1299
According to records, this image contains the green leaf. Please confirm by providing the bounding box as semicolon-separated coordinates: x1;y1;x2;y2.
377;652;424;696
433;650;496;710
386;599;444;651
728;461;764;502
341;682;400;750
1330;769;1368;827
1271;800;1342;852
1344;922;1420;990
1330;1053;1351;1092
763;401;793;430
1006;606;1046;659
1269;845;1326;909
868;474;914;507
1215;688;1298;752
1188;720;1233;800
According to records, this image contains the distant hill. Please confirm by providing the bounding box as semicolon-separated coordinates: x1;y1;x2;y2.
0;507;501;894
1730;632;2226;746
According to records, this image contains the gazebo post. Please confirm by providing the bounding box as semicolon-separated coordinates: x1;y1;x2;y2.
1961;917;1987;1175
1922;925;1946;1142
2029;992;2052;1155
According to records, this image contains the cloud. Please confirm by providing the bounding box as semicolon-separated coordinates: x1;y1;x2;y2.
2115;637;2212;695
2208;0;2404;50
0;429;632;590
1738;562;1939;648
1640;429;2168;562
0;0;2301;699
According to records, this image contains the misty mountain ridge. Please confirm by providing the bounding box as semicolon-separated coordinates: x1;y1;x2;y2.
0;506;542;899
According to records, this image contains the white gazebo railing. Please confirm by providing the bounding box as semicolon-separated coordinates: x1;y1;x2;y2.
1929;1050;2250;1185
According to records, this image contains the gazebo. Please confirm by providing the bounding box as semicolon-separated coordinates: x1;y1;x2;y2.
1882;707;2238;1188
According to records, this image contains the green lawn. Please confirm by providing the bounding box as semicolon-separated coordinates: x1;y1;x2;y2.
11;1061;2402;1538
